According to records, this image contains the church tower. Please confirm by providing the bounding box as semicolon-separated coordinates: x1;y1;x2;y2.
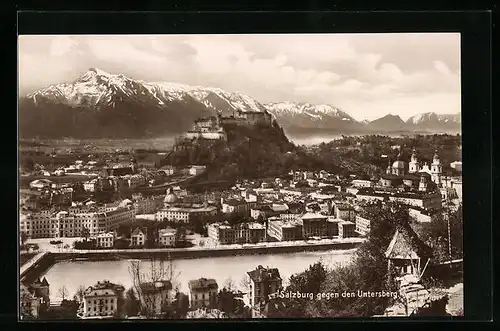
418;173;429;192
386;159;392;175
408;148;420;173
430;150;443;186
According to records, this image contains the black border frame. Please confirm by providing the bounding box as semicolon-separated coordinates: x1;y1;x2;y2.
10;9;493;327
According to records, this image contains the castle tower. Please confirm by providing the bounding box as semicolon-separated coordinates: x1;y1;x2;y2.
430;150;443;186
408;148;420;174
216;112;221;128
418;173;429;192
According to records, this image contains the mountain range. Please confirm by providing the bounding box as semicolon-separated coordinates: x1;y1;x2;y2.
18;68;461;138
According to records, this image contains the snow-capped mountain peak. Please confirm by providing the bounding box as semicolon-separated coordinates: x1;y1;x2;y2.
406;112;461;125
24;68;270;115
265;101;353;120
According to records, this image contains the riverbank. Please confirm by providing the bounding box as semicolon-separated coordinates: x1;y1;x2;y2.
54;238;363;261
21;238;364;284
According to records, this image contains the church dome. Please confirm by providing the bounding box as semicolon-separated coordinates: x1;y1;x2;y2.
392;160;406;169
164;188;179;204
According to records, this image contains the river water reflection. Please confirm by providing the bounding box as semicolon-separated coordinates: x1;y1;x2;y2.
42;249;356;302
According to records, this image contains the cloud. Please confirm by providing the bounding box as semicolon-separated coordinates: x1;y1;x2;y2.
49;36;80;56
86;38;166;65
18;34;461;121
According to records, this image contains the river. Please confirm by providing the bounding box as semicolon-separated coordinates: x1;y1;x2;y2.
42;249;356;302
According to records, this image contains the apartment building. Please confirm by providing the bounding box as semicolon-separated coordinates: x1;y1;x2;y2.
188;278;218;309
81;280;125;319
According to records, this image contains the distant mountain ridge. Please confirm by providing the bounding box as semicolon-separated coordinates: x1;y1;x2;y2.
19;68;461;138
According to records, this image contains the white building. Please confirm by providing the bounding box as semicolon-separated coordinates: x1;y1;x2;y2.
351;179;373;188
189;166;206;176
81;280;124;319
158;228;176;247
29;179;53;190
355;215;371;236
94;232;115;248
131;228;147;247
156;205;217;223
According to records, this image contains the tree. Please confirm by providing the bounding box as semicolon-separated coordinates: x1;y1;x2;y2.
223;277;237;292
415;202;463;264
266;261;328;318
239;273;251;295
123;288;141;317
128;257;181;318
81;226;90;241
58;286;69;301
74;285;86;303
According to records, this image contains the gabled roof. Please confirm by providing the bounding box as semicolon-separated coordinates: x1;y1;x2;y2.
41;277;49;286
140;280;173;294
131;227;145;237
247;265;281;283
188;278;218;291
385;225;433;260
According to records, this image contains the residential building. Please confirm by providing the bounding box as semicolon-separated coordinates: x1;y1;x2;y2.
408;207;438;223
301;213;329;239
20;205;137;240
351;179;373;188
20;284;41;319
355;215;371;236
267;219;303;241
189;165;206;176
156;205;217;223
81;280;125;319
221;199;254;216
29;179;53;190
450;161;462;173
20;277;50;319
250;205;274;220
280;212;301;222
356;189;442;211
207;222;233;245
139;280;175;316
385;227;433;277
95;232;114;248
207;222;266;245
158;228;176;247
241;189;258;203
247;265;282;317
326;218;340;237
188;278;218;309
338;220;356;238
134;195;163;214
131;228;147;247
161;165;176;176
333;203;356;222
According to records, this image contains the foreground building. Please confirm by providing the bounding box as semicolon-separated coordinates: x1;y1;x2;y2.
188;278;218;309
80;280;125;319
247;265;282;317
20;277;50;319
139;280;175;316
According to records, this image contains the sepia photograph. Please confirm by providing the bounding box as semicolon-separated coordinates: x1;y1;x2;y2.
18;33;463;320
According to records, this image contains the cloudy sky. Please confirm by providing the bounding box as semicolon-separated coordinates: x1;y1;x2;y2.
18;34;460;121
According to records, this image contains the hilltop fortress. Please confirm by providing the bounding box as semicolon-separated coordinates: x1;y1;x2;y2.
186;110;273;141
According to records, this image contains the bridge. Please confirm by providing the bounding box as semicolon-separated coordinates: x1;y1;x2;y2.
20;251;49;281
